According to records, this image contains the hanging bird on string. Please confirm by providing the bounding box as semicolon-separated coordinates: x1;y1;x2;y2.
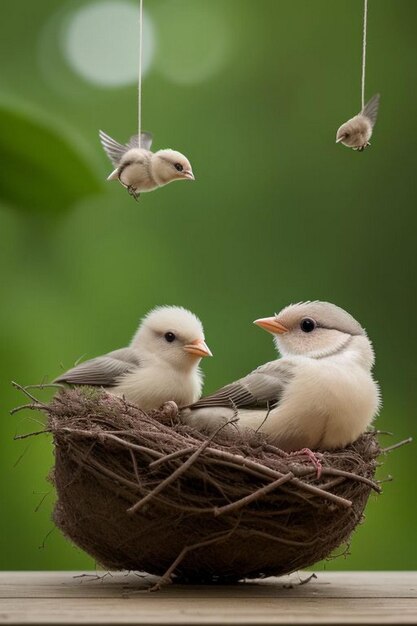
336;0;380;152
99;0;194;200
99;131;194;200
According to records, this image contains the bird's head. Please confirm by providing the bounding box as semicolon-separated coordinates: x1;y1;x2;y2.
132;306;212;370
335;120;353;145
151;150;194;186
254;301;373;363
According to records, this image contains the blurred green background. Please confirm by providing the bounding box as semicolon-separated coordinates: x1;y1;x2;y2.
1;0;416;572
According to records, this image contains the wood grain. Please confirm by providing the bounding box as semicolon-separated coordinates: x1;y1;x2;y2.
0;571;416;625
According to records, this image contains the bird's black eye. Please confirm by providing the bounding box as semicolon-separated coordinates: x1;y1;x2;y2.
174;163;183;172
164;332;176;343
300;318;316;333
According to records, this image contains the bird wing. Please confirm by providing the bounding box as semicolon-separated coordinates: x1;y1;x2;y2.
190;360;294;410
362;93;380;126
54;347;141;387
99;131;129;167
99;131;154;166
127;132;153;151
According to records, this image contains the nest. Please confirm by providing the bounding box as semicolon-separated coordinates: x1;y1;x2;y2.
16;386;386;585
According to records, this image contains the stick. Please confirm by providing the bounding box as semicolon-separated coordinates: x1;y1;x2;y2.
127;419;236;514
148;447;195;469
381;437;412;454
214;472;294;517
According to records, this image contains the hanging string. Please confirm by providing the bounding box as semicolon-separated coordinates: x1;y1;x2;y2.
138;0;143;147
361;0;368;110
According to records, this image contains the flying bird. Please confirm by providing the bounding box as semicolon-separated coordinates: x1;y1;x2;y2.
55;306;212;410
336;93;380;151
99;131;195;200
182;302;380;454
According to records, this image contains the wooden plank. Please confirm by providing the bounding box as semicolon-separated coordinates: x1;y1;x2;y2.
0;572;416;599
1;597;417;625
0;572;416;625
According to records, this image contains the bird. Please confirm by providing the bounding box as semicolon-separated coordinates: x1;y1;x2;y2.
336;93;380;151
54;306;212;410
182;301;380;454
99;130;195;200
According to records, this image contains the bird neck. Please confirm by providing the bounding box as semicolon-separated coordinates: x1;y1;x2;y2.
150;152;174;185
314;335;375;370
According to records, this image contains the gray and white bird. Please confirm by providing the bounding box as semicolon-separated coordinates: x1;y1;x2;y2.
336;93;380;151
182;301;380;452
55;306;212;410
99;131;195;200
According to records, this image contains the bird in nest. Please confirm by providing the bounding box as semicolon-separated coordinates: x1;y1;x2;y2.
99;131;195;200
182;301;381;469
54;306;212;410
336;93;380;151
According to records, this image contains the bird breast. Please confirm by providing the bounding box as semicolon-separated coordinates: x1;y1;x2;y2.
110;363;202;411
118;149;158;191
341;115;372;147
265;354;380;450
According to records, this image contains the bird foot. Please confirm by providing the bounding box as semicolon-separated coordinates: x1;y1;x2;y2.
288;448;323;479
127;186;140;201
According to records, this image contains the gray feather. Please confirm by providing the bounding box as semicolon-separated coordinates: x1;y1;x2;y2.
54;347;140;387
361;93;380;126
127;132;153;152
190;360;294;410
99;130;153;166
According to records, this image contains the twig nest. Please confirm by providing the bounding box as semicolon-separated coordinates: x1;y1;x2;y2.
47;388;380;583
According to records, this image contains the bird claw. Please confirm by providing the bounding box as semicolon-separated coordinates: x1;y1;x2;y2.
127;186;140;201
288;448;323;479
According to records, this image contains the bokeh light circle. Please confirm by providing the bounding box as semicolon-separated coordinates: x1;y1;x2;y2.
63;1;155;87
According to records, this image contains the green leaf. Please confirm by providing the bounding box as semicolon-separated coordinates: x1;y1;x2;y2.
0;104;102;214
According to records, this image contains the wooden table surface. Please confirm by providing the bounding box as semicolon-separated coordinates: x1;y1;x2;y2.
0;571;416;625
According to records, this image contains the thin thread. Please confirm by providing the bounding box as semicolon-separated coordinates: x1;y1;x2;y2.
138;0;143;147
361;0;368;110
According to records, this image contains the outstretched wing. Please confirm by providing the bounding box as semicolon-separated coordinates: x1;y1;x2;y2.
54;347;140;387
99;130;154;167
127;132;153;151
190;360;294;410
99;131;129;167
362;93;380;126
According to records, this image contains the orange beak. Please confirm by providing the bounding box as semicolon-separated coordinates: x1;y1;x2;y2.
253;316;288;335
183;338;213;358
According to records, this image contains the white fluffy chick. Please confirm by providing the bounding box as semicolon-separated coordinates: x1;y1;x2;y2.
182;302;380;451
99;131;194;200
336;93;380;151
55;306;212;410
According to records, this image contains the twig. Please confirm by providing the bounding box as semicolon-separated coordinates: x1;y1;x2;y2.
14;429;51;440
377;475;393;484
127;419;237;514
288;464;381;493
59;428;162;459
150;527;238;592
205;448;352;508
381;438;412;454
283;572;317;588
255;403;272;434
290;477;352;508
10;402;46;416
148;447;195;470
238;528;318;548
129;449;141;486
23;383;64;391
214;472;294;517
11;381;48;408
